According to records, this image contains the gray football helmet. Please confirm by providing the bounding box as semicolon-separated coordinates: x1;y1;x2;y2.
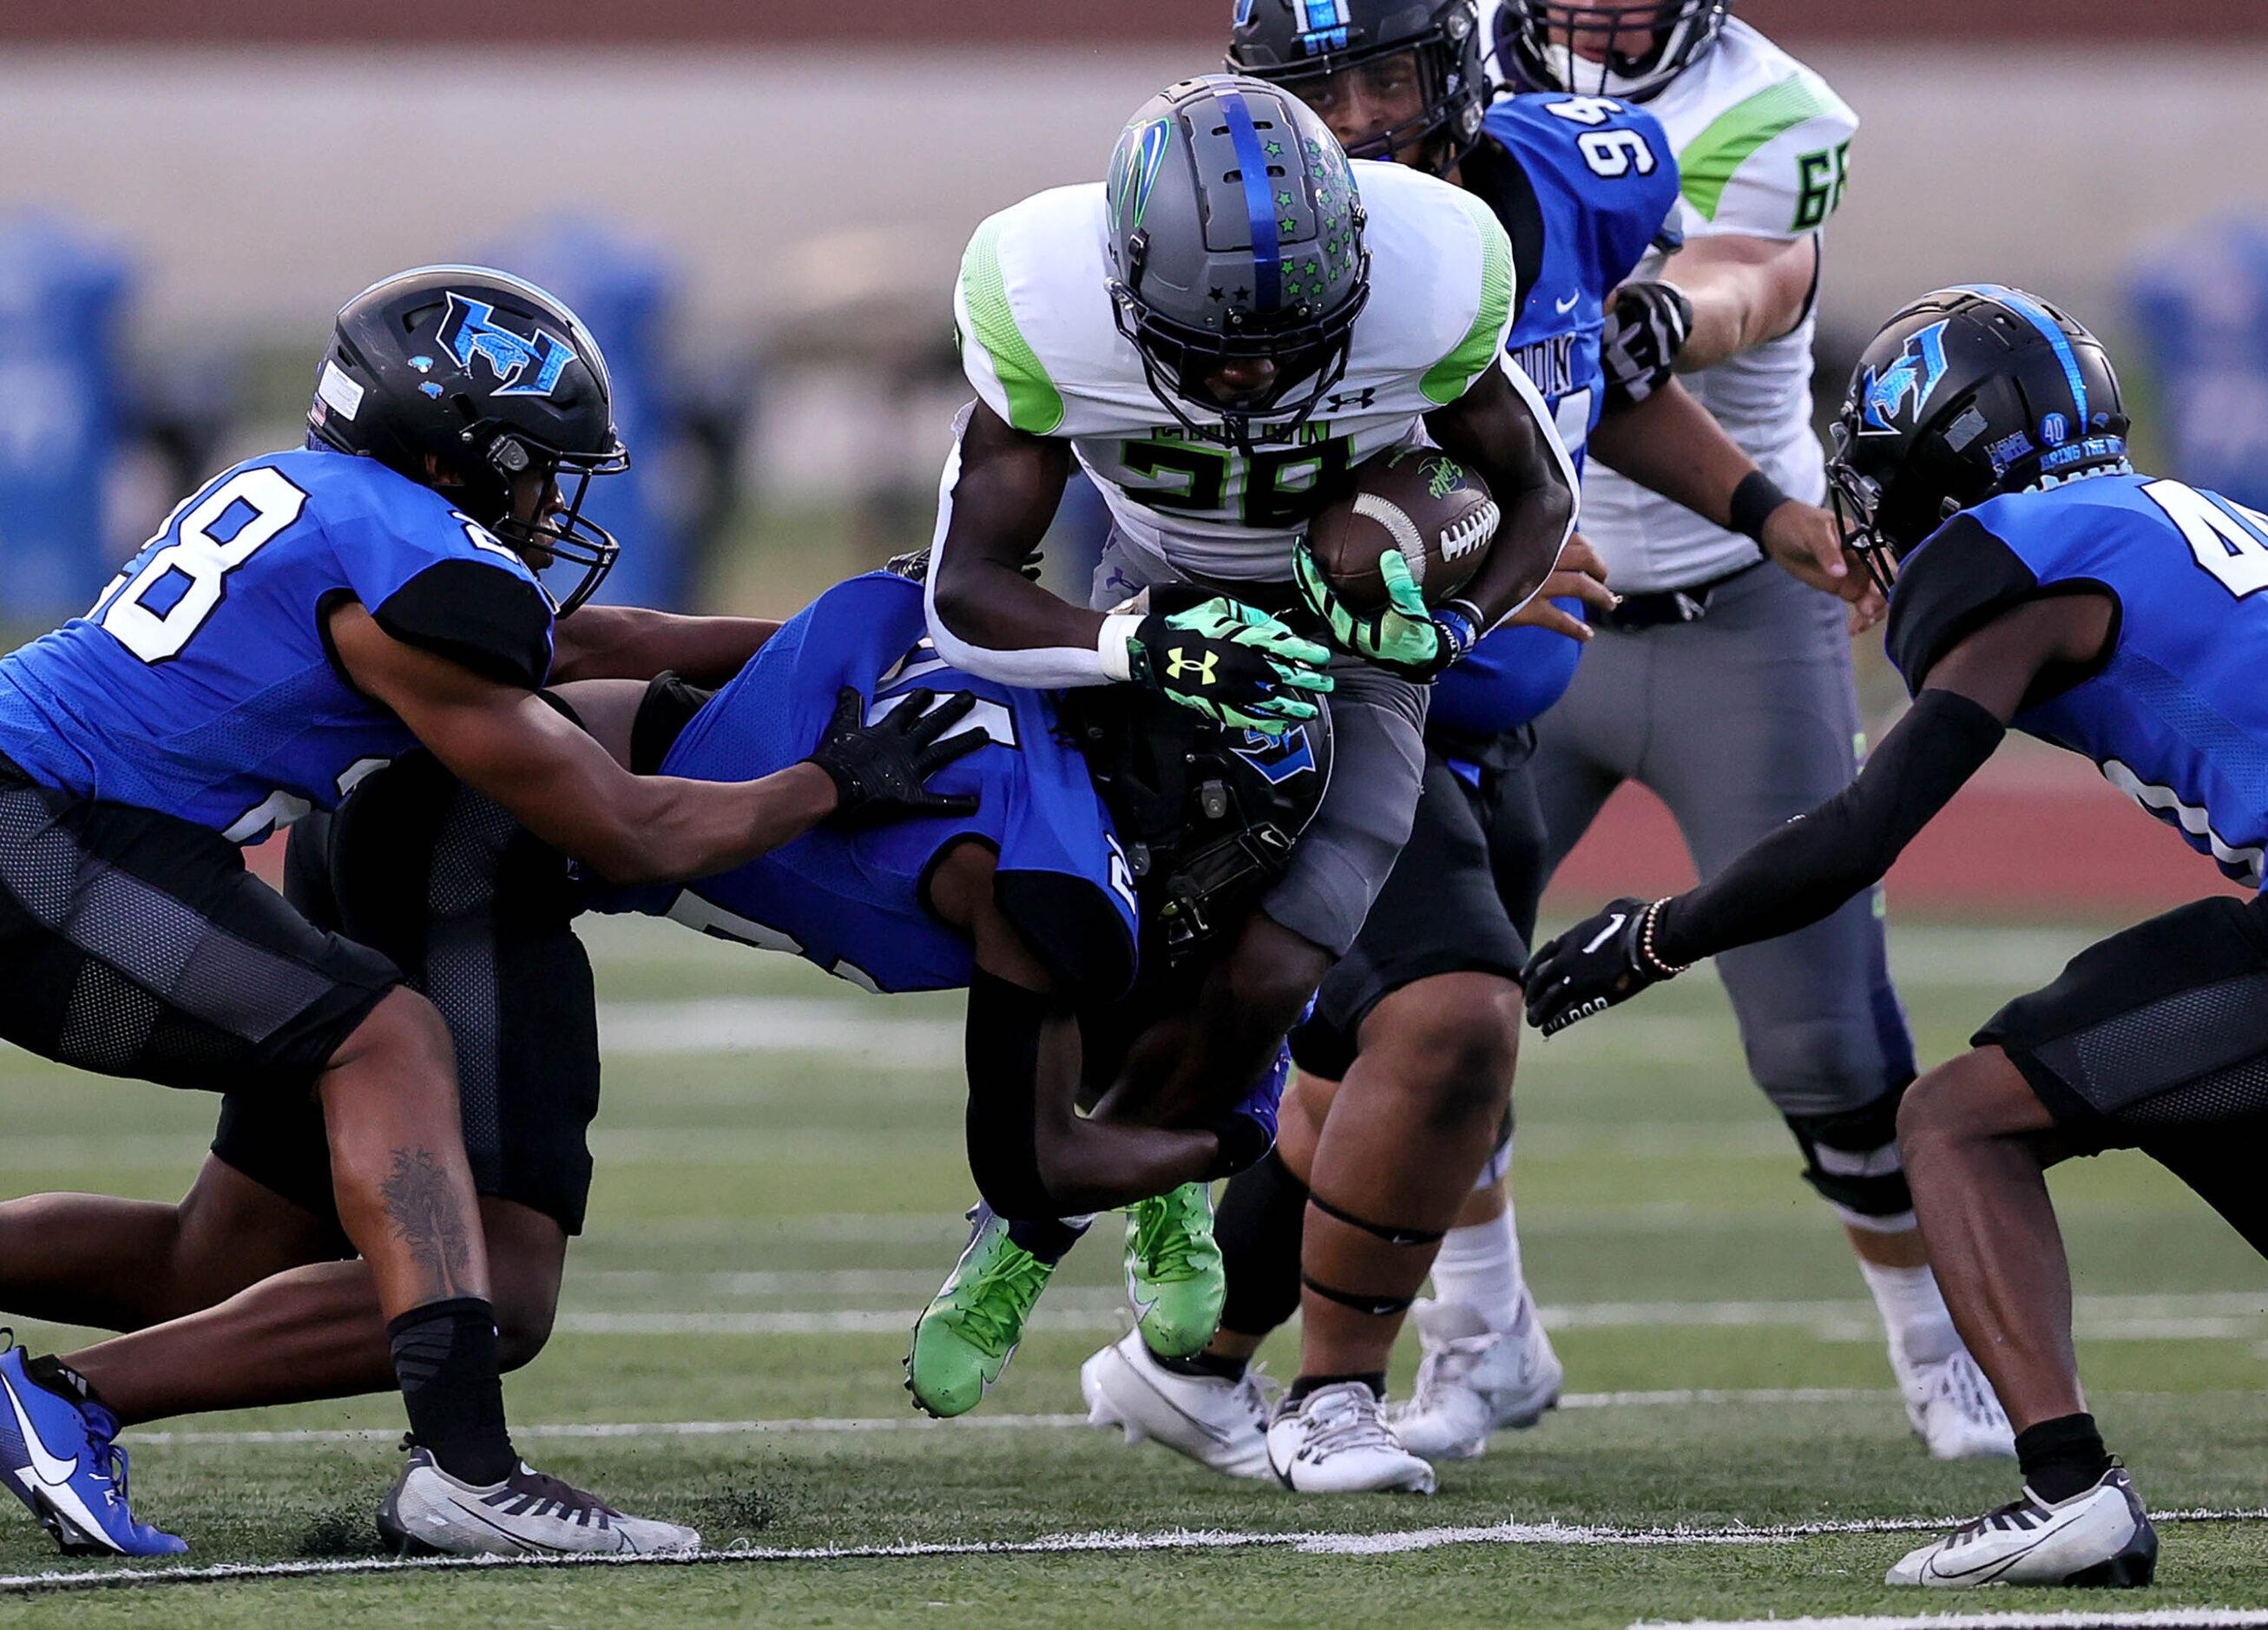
1104;75;1371;452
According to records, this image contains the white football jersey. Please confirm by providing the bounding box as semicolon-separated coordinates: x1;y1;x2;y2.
950;160;1539;588
1577;19;1857;591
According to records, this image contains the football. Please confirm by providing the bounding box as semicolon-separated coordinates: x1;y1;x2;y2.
1305;445;1500;615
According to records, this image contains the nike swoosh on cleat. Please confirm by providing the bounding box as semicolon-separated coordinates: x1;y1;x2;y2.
0;1375;77;1488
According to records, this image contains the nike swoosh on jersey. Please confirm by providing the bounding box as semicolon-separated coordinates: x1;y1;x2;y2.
1581;913;1627;954
0;1374;79;1488
1555;292;1581;313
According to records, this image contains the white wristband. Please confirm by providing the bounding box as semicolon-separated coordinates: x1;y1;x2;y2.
1095;613;1144;683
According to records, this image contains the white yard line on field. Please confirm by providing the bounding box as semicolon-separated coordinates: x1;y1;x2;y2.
533;1291;2268;1341
6;1509;2265;1599
114;1390;1910;1448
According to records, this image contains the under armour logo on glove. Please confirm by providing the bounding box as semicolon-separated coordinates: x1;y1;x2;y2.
1126;598;1333;737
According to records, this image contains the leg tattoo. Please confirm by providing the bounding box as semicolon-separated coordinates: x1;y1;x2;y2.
380;1149;471;1300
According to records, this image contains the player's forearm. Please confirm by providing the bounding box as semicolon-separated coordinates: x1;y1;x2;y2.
1590;378;1764;529
523;761;838;886
1459;477;1575;626
549;606;781;687
1652;692;2005;966
1665;238;1819;371
926;555;1121;688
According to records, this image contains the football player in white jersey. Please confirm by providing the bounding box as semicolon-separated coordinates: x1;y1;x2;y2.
1450;0;2015;1459
907;73;1580;1423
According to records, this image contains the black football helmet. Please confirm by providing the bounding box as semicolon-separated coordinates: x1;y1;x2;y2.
309;266;629;615
1061;618;1334;963
1827;285;2132;593
1492;0;1732;101
1227;0;1489;174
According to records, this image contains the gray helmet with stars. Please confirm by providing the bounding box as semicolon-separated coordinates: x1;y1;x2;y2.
1103;74;1371;451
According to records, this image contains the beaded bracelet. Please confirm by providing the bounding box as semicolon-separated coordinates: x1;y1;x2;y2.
1635;897;1689;980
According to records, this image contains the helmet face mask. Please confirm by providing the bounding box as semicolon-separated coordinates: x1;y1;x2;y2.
1104;76;1371;454
1492;0;1732;101
1824;286;2133;595
1228;2;1489;175
311;266;630;615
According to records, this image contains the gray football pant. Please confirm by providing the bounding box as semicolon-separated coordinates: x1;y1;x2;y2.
1091;539;1425;956
1530;562;1916;1119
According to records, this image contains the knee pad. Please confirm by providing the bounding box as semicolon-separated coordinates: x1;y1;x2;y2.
1786;1088;1915;1229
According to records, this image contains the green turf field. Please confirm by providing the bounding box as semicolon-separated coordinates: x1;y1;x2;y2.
2;914;2265;1627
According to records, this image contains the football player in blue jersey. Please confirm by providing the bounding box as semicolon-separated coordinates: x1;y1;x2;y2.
1073;0;1871;1492
0;267;982;1558
0;569;1316;1463
1520;286;2264;1587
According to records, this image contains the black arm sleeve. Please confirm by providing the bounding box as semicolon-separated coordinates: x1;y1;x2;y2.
371;561;555;690
1652;689;2008;966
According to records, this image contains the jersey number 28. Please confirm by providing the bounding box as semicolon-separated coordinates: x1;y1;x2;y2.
94;466;310;664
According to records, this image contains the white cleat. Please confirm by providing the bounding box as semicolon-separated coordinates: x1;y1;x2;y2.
1886;1466;2157;1588
378;1444;701;1557
1078;1330;1276;1480
1897;1347;2017;1460
1265;1381;1436;1495
1390;1295;1563;1462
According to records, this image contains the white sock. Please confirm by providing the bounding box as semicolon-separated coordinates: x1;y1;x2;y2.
1428;1203;1526;1336
1857;1252;1962;1369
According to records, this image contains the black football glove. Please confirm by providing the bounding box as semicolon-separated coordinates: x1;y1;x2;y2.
805;687;984;826
1124;596;1334;737
1599;280;1693;408
1522;896;1685;1035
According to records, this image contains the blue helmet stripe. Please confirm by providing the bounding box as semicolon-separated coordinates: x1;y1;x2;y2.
1215;86;1283;312
1956;283;2088;427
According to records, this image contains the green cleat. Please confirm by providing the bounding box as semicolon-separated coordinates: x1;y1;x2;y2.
905;1206;1055;1418
1124;1182;1226;1359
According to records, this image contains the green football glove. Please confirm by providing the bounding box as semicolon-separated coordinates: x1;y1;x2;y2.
1293;545;1482;683
1124;596;1333;737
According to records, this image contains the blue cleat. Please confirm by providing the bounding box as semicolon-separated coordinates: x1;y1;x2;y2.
0;1344;185;1555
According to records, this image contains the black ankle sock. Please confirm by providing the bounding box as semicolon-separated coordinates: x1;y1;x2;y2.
2015;1411;2112;1504
1216;1150;1309;1339
1003;1213;1090;1266
1156;1351;1249;1383
1287;1370;1386;1404
387;1297;516;1487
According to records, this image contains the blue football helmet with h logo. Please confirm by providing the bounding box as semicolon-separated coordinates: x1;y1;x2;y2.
1827;286;2132;593
310;266;629;614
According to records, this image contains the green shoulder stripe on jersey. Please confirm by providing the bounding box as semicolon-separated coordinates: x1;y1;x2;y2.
1678;74;1844;223
960;216;1066;436
1420;194;1515;406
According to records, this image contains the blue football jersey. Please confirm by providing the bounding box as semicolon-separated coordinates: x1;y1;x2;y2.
1433;92;1682;739
0;446;554;842
594;573;1140;998
1886;473;2268;890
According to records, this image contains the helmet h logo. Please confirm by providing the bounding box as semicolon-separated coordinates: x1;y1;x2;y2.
1858;320;1951;436
1167;647;1219;686
438;292;579;398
